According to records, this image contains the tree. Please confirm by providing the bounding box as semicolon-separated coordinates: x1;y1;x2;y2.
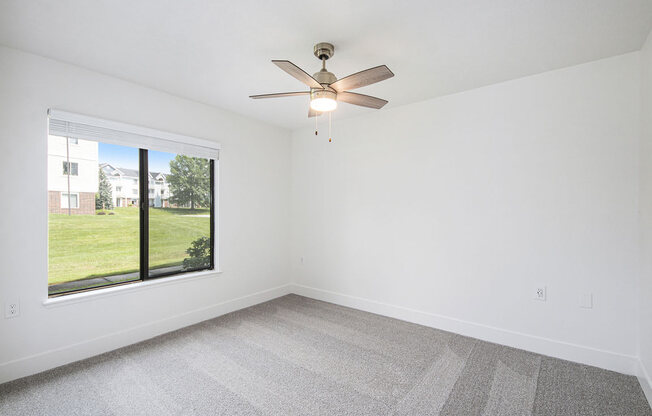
183;236;211;270
167;155;210;210
95;168;114;210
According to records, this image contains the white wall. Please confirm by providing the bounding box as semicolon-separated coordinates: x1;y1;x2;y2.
0;45;292;382
291;52;641;374
0;40;647;388
639;30;652;396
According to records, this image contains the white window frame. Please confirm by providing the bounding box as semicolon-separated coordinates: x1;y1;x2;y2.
46;109;221;303
61;192;79;209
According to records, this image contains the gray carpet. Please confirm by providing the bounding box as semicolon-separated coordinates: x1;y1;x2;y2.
1;294;650;415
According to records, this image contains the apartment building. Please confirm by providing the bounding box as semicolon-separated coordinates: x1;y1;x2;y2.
47;135;99;215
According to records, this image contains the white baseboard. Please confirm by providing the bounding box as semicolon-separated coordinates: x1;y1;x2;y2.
3;281;648;407
639;359;652;407
291;284;641;377
0;284;292;384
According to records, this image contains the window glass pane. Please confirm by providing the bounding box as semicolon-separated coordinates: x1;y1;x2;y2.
61;193;78;209
62;161;78;176
148;151;212;277
48;136;140;295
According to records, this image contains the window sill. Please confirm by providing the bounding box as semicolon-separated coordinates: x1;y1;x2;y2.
43;269;222;309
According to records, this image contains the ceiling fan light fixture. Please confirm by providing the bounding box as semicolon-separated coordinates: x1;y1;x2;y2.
250;43;394;120
310;89;337;112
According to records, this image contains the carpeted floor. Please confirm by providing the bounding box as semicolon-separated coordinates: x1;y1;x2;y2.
1;294;650;415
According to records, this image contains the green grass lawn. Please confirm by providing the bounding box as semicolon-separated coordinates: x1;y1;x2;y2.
48;207;210;285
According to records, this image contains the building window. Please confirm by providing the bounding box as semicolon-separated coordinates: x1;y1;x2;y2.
47;109;218;297
62;161;78;176
69;138;79;145
60;193;79;209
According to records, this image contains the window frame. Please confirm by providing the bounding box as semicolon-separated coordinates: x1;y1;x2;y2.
47;109;220;298
60;192;79;209
62;161;78;176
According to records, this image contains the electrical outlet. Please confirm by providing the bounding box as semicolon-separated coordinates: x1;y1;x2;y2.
5;300;19;318
580;293;593;309
534;287;546;301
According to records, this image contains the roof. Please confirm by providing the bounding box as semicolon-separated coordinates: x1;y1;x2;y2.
101;163;166;180
150;172;167;180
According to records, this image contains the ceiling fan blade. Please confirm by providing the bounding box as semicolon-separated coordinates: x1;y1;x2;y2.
249;91;310;99
337;91;388;109
329;65;394;92
308;107;322;118
272;60;323;89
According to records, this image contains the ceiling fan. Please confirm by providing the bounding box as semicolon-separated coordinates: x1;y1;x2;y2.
250;42;394;118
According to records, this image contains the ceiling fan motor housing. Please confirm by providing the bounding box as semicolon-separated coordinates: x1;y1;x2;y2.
313;69;337;85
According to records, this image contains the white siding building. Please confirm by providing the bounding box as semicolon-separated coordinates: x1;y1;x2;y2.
148;172;171;208
100;163;170;208
47;135;99;214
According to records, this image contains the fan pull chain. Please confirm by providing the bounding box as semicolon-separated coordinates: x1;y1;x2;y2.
315;114;318;136
328;112;332;143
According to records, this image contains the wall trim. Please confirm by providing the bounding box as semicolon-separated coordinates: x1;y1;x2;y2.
3;281;648;406
639;359;652;407
291;284;641;376
0;284;292;384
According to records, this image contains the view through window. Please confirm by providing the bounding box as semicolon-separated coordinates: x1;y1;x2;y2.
148;151;211;278
47;135;214;296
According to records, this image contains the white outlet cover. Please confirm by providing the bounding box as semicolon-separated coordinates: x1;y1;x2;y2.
534;287;546;301
4;300;19;318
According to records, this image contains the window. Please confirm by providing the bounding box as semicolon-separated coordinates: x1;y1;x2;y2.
47;109;219;297
62;161;78;176
61;193;79;209
148;150;212;277
50;140;140;295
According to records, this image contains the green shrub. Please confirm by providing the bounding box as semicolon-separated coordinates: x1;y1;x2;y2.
183;236;211;270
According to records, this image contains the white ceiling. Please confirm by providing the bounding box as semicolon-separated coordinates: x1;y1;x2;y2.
1;0;651;130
